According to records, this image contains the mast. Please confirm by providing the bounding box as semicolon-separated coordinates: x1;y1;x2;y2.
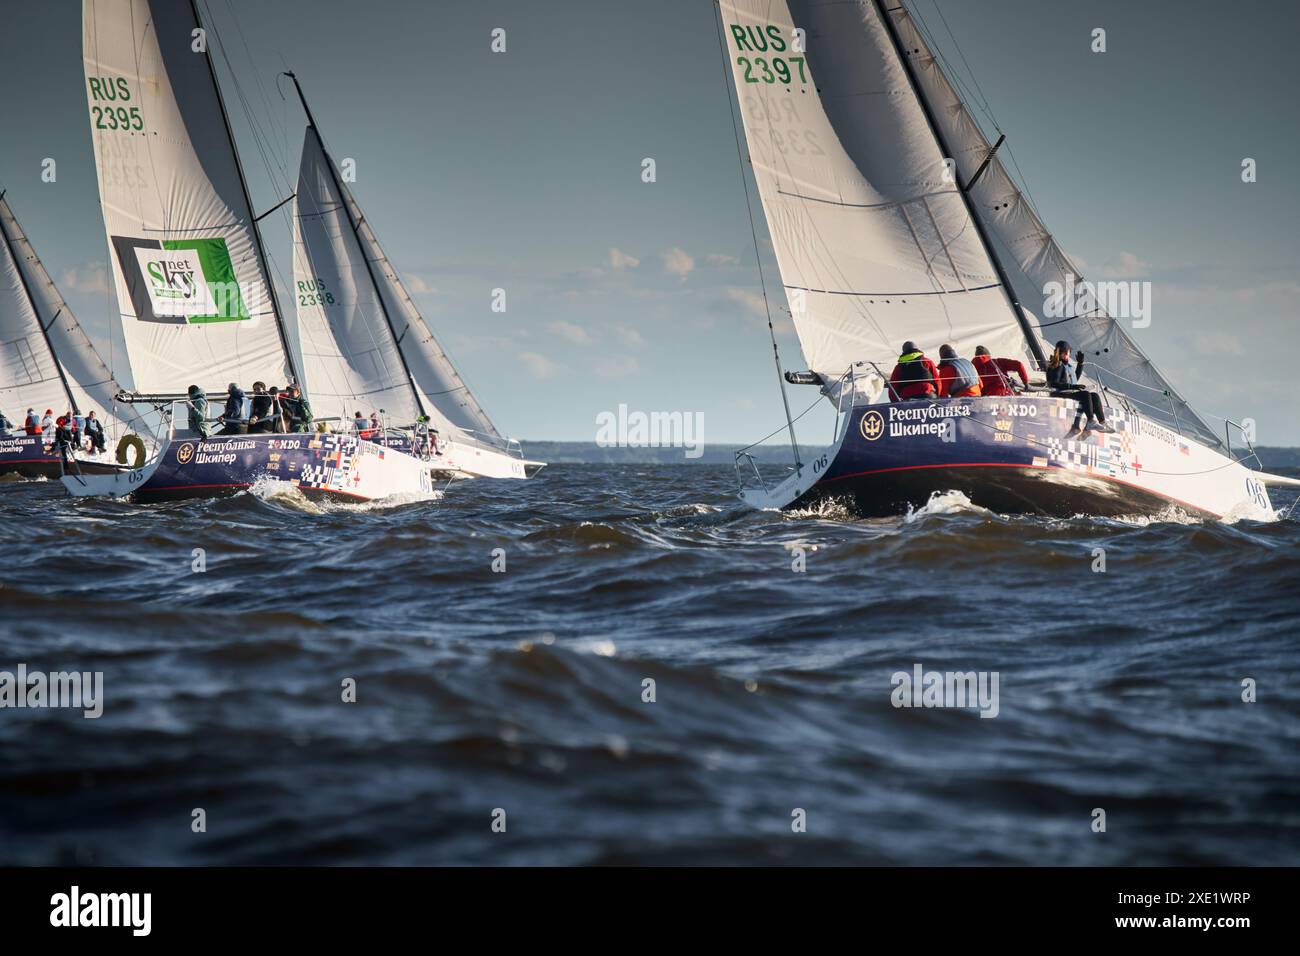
872;0;1048;371
188;0;300;385
0;190;80;416
283;71;429;422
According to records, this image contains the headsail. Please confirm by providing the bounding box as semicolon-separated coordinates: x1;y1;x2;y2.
882;2;1223;448
0;191;148;434
82;0;296;397
292;127;424;426
718;0;1031;400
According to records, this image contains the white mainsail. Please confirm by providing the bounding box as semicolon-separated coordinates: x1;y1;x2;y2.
881;3;1222;448
82;0;296;397
719;0;1031;400
0;191;148;435
292;128;424;426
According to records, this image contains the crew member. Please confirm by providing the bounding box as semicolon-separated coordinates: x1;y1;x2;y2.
41;409;54;433
24;408;41;434
219;383;247;435
247;382;275;434
186;386;210;439
888;341;939;401
935;344;982;398
84;410;107;452
971;346;1029;397
1047;340;1113;436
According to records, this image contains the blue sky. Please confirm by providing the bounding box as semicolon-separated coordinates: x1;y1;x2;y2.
1;0;1297;445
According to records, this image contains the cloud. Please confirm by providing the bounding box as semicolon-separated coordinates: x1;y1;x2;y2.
517;351;561;379
608;248;640;271
59;263;111;296
613;326;645;349
706;253;739;266
404;274;439;294
595;357;639;378
1097;251;1150;279
661;247;695;281
547;320;594;346
723;286;768;316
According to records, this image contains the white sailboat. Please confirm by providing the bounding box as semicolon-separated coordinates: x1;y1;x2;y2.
718;0;1292;520
0;190;151;478
65;0;435;502
284;73;542;481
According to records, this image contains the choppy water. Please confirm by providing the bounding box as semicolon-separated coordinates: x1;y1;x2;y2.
0;464;1297;865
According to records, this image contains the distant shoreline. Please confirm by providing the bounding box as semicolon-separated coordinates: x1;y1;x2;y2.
517;442;1300;469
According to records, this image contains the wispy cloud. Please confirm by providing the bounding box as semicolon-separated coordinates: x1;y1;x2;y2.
1096;251;1150;279
517;351;562;379
608;247;640;271
613;325;645;349
706;253;739;267
595;356;639;378
547;320;594;346
59;263;111;296
405;274;439;295
661;247;695;281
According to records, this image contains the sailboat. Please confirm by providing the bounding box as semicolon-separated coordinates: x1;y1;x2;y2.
718;0;1291;520
284;72;542;481
0;190;151;479
66;0;537;503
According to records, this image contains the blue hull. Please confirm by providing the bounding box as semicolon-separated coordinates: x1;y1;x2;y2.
120;432;415;503
0;434;120;480
796;396;1209;518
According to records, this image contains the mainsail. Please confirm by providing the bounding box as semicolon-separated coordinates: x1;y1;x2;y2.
0;191;148;434
82;0;296;398
718;0;1031;401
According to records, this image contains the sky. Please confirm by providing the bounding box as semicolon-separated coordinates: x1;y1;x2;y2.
1;0;1297;446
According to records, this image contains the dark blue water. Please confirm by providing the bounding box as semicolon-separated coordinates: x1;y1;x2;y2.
0;465;1296;865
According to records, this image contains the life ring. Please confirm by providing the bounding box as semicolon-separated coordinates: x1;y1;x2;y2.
116;433;147;468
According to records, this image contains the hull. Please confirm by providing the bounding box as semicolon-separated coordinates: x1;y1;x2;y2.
743;396;1274;521
0;434;126;480
61;432;434;503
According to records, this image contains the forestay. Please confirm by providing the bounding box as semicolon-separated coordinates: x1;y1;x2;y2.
718;0;1031;402
82;0;295;397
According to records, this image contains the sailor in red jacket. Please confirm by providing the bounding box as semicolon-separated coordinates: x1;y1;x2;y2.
971;346;1029;397
888;341;939;401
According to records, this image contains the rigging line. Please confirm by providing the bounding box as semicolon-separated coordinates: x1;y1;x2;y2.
713;2;801;470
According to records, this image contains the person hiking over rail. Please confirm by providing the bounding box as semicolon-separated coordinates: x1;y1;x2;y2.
1047;339;1113;437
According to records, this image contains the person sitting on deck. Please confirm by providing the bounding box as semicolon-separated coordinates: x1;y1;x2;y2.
186;386;210;439
84;410;107;452
353;411;369;438
369;411;381;436
24;408;40;434
0;409;12;433
971;346;1029;397
1047;339;1113;437
936;344;983;398
888;341;939;401
65;411;81;449
41;409;54;433
267;386;288;432
218;383;247;435
247;382;275;434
